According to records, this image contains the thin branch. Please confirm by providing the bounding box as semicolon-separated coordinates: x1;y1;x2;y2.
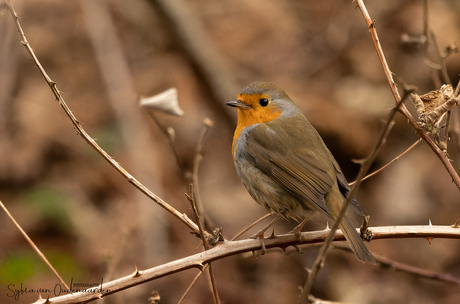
192;118;215;229
5;0;208;239
32;224;460;304
333;246;460;285
298;87;405;304
186;186;221;304
422;0;442;75
374;251;460;285
148;112;183;170
0;200;69;289
232;213;275;240
350;138;422;185
355;0;460;189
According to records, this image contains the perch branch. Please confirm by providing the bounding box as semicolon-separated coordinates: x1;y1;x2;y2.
178;213;274;303
31;224;460;304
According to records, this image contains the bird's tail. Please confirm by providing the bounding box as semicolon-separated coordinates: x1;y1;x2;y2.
339;216;376;264
326;189;375;264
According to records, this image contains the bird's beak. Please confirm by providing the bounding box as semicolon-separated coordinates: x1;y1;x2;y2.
226;100;251;109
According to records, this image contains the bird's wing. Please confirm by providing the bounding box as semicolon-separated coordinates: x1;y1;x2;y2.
331;158;363;216
245;123;333;216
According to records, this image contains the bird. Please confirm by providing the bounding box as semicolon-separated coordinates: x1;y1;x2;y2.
226;82;375;264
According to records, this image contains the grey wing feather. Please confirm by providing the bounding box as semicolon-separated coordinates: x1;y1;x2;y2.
246;125;334;217
331;158;363;216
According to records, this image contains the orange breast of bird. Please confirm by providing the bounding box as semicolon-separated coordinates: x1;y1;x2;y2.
232;93;281;154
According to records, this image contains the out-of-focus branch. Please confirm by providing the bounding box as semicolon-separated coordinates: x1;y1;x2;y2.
1;200;70;289
187;185;221;304
153;0;240;124
334;245;460;285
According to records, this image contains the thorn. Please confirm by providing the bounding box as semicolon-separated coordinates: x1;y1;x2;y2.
370;20;376;28
325;222;330;230
305;267;312;275
132;264;142;277
268;229;276;239
92;292;103;299
279;246;288;255
293;245;303;254
252;250;259;260
194;263;205;272
426;237;434;246
451;219;460;228
36;293;50;304
428;219;432;226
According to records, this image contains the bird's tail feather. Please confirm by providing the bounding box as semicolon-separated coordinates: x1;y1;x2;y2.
339;217;376;264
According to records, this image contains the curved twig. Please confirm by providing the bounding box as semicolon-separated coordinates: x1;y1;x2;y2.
5;0;206;239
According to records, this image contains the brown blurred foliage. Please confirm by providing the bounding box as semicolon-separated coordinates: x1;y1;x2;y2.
1;0;460;303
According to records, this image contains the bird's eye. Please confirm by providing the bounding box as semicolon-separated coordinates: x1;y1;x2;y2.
259;98;269;107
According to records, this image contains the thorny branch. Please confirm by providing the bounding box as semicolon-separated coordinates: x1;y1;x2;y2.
298;82;408;304
5;0;209;240
355;0;460;189
32;224;460;304
186;186;221;304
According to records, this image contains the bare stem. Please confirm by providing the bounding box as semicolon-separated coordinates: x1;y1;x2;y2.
187;186;221;304
350;138;422;185
5;0;207;239
355;0;460;189
192;118;215;228
298;90;404;303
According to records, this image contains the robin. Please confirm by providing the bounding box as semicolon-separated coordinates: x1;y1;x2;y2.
226;82;375;264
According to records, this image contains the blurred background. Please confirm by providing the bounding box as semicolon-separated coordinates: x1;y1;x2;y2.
1;0;460;303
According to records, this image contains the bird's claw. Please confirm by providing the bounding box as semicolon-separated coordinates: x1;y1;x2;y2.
250;233;267;256
287;227;303;240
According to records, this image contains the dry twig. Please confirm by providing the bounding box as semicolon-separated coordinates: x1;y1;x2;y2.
186;186;221;304
32;224;460;304
350;138;422;185
355;0;460;189
5;0;208;240
297;87;405;304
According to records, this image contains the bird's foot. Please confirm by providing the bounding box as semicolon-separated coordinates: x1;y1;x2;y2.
250;233;267;256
